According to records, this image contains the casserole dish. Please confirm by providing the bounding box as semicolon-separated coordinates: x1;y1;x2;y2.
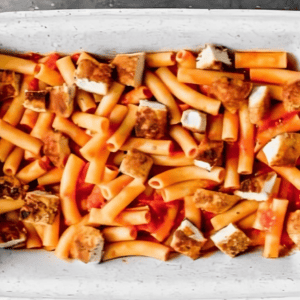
1;9;300;299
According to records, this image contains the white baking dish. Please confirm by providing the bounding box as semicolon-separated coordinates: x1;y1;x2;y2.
1;9;300;300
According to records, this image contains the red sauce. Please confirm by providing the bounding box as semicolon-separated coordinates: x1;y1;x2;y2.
86;185;106;210
28;78;39;91
44;53;61;71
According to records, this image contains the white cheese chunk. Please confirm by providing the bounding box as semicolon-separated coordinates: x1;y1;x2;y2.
194;159;213;171
181;109;207;133
74;78;109;95
196;44;231;69
139;99;167;111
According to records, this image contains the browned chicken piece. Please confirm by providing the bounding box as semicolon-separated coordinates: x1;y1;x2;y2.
234;172;277;201
262;132;300;167
194;139;224;171
170;219;207;260
0;70;21;101
42;130;71;168
0;221;27;248
119;149;153;182
193;188;240;214
286;210;300;248
19;190;60;225
24;90;48;112
111;52;145;87
74;59;113;95
47;83;76;118
248;86;271;124
69;225;104;263
211;223;251;257
0;176;28;201
211;77;252;114
282;80;300;111
135;100;168;139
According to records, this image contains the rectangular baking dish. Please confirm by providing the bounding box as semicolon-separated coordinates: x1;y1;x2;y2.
1;9;300;300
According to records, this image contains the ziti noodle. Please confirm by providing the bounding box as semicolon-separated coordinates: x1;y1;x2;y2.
1;45;300;263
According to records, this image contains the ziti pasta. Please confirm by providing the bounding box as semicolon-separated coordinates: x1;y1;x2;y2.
1;45;300;264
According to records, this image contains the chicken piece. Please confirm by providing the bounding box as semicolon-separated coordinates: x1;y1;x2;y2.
42;130;70;168
193;188;240;214
196;44;231;70
194;139;224;171
262;133;300;167
0;70;21;101
211;223;251;257
282;80;300;111
111;52;145;87
287;210;300;248
0;176;27;201
69;225;104;263
119;149;153;182
135;100;168;139
248;86;270;124
0;221;27;248
23;90;48;112
211;77;252;114
181;109;207;133
234;172;277;201
74;59;113;95
47;83;76;118
170;219;207;260
19;190;60;225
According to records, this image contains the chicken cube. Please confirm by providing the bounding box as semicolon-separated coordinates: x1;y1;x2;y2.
111;52;145;87
74;59;113;95
181;109;207;133
0;176;27;201
193;188;240;214
196;44;231;70
0;221;27;249
19;191;60;225
42;130;71;168
0;70;21;101
248;86;271;124
211;223;251;257
194;139;224;171
119;149;153;182
170;219;207;260
211;77;252;114
24;90;48;112
282;80;300;111
135;100;168;139
47;83;76;118
69;225;104;263
234;172;277;201
262;133;300;167
287;210;300;248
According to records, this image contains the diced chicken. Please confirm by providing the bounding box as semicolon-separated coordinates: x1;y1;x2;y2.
135;100;168;139
234;172;277;201
193;188;240;214
262;133;300;167
194;139;224;171
211;77;252;114
0;70;21;101
282;80;300;111
69;225;104;263
0;221;27;248
111;52;145;87
74;59;113;95
181;109;207;133
0;176;27;201
248;86;271;124
210;223;251;257
23;90;48;112
47;83;76;118
170;219;207;260
42;130;71;168
119;149;153;182
196;44;231;70
286;210;300;248
19;190;60;225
